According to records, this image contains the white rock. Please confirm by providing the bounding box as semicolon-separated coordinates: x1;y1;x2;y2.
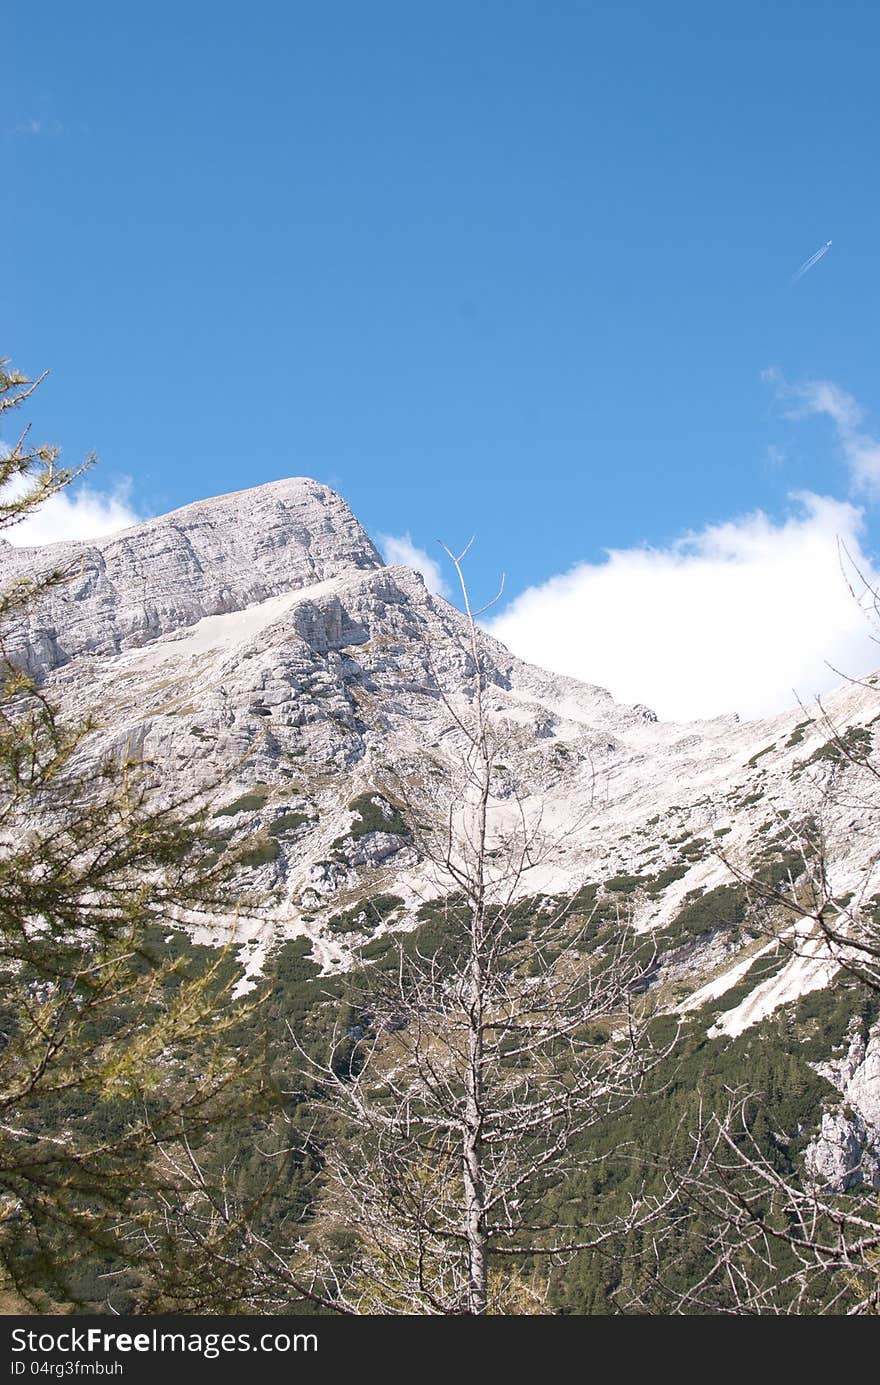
806;1021;880;1190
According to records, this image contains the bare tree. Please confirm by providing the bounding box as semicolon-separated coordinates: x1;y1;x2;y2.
217;542;675;1315
648;1095;880;1315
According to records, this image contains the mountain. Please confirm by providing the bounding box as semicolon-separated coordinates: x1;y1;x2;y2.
4;475;880;1191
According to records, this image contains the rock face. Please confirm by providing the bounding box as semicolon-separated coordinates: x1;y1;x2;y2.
806;1022;880;1191
0;478;382;676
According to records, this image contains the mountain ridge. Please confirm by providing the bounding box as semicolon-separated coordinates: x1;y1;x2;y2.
6;475;880;1188
0;476;382;676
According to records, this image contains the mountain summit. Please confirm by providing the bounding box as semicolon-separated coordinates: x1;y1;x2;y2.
0;477;382;675
5;476;880;1187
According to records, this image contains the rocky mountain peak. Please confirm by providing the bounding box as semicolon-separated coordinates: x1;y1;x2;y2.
5;474;880;1083
5;471;880;1273
0;476;383;675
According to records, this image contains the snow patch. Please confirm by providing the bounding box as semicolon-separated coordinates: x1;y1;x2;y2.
708;927;839;1039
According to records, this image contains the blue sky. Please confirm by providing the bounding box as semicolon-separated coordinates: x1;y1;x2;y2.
4;2;880;718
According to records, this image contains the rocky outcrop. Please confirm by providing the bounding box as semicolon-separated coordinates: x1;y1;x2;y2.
0;477;382;676
806;1022;880;1191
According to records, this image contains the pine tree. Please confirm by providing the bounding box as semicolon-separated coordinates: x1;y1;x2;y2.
0;359;262;1311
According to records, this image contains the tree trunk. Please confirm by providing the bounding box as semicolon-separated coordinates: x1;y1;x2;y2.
463;956;488;1314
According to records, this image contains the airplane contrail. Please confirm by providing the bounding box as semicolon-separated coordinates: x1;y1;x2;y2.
792;239;832;283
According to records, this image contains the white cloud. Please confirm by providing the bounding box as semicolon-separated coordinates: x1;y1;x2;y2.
378;532;451;598
765;368;880;496
486;494;880;722
2;476;143;547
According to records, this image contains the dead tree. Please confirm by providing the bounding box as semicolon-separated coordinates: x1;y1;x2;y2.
141;543;679;1315
261;542;676;1315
